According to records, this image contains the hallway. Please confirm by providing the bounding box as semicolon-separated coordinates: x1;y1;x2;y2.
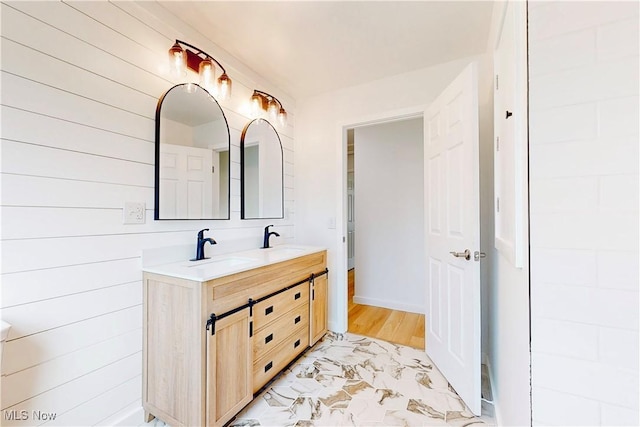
347;269;425;350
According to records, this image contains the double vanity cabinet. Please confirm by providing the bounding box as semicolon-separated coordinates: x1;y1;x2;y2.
142;246;328;427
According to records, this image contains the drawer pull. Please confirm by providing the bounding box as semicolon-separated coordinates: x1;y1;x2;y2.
294;339;301;348
295;316;301;324
295;292;301;300
265;333;273;344
265;306;274;315
264;361;273;372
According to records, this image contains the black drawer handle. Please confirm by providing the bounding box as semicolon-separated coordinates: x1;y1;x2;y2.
295;316;301;324
265;333;273;344
265;306;273;315
294;339;301;348
264;361;273;372
295;292;301;300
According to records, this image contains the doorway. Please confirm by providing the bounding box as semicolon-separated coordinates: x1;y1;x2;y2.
345;117;426;349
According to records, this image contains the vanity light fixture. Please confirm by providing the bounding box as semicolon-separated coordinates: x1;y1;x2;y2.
249;90;288;128
168;40;232;101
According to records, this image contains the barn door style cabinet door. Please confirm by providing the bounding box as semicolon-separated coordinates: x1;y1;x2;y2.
310;272;328;345
142;249;327;427
206;309;253;426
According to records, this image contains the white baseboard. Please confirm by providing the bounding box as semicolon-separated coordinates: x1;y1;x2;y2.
353;295;424;314
103;405;144;427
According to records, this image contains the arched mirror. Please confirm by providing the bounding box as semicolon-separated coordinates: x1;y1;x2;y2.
155;83;230;220
240;119;284;219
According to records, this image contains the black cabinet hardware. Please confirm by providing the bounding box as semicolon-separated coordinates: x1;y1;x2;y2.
206;313;217;336
265;306;274;315
265;333;273;344
294;339;301;348
295;316;301;324
264;361;273;372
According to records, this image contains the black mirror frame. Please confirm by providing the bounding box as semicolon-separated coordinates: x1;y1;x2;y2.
154;83;231;220
240;119;285;220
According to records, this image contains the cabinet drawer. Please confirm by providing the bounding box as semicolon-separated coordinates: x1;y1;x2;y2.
253;284;309;332
253;325;309;393
253;304;309;360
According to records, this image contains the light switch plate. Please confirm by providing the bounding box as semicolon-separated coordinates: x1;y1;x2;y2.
328;216;336;229
123;202;145;224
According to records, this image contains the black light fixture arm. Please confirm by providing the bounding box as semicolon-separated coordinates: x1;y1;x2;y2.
253;90;283;109
175;39;227;74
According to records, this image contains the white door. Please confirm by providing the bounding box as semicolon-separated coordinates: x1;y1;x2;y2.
159;143;214;219
424;63;481;415
347;171;355;270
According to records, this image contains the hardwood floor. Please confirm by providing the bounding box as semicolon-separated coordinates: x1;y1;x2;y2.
347;269;425;350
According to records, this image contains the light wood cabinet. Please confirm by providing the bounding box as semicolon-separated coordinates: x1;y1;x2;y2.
143;250;327;427
206;309;252;426
310;272;328;345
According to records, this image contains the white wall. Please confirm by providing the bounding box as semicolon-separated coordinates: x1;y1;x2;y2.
0;2;294;425
352;118;424;313
528;1;639;425
485;2;531;426
296;53;495;340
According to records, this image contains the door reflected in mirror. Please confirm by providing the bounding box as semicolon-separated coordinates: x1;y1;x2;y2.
155;83;230;220
241;119;284;219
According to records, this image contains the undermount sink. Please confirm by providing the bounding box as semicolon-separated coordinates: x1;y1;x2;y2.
184;256;255;268
266;247;306;256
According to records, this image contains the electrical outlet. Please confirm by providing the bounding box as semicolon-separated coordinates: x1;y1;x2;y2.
123;202;145;224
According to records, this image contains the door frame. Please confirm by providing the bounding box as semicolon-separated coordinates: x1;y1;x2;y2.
334;106;426;333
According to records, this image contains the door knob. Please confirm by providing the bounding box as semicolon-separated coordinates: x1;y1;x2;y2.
449;249;471;260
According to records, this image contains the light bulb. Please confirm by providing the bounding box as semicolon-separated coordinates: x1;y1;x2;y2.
277;108;287;129
267;99;278;123
250;93;262;118
199;58;215;92
217;73;232;101
168;42;186;78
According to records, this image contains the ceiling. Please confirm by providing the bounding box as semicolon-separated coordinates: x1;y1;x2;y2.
154;1;494;100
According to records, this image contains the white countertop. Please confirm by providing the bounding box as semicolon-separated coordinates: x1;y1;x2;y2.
142;244;326;282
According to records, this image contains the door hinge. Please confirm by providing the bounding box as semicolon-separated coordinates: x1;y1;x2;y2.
496;136;500;152
212;166;215;173
496;197;500;213
495;74;499;90
206;313;217;336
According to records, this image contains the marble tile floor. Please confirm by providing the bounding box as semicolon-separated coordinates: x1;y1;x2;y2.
144;332;495;427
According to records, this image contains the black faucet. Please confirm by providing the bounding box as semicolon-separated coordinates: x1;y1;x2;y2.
261;225;280;249
191;228;217;261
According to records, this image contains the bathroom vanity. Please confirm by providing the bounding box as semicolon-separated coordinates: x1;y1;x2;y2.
141;246;327;427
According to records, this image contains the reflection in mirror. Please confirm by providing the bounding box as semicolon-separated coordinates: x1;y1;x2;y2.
155;83;230;220
241;119;284;219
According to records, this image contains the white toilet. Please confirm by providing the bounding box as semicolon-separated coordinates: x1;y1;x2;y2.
1;320;11;371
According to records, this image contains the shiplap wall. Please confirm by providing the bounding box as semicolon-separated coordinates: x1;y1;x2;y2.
0;1;295;425
528;1;639;425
